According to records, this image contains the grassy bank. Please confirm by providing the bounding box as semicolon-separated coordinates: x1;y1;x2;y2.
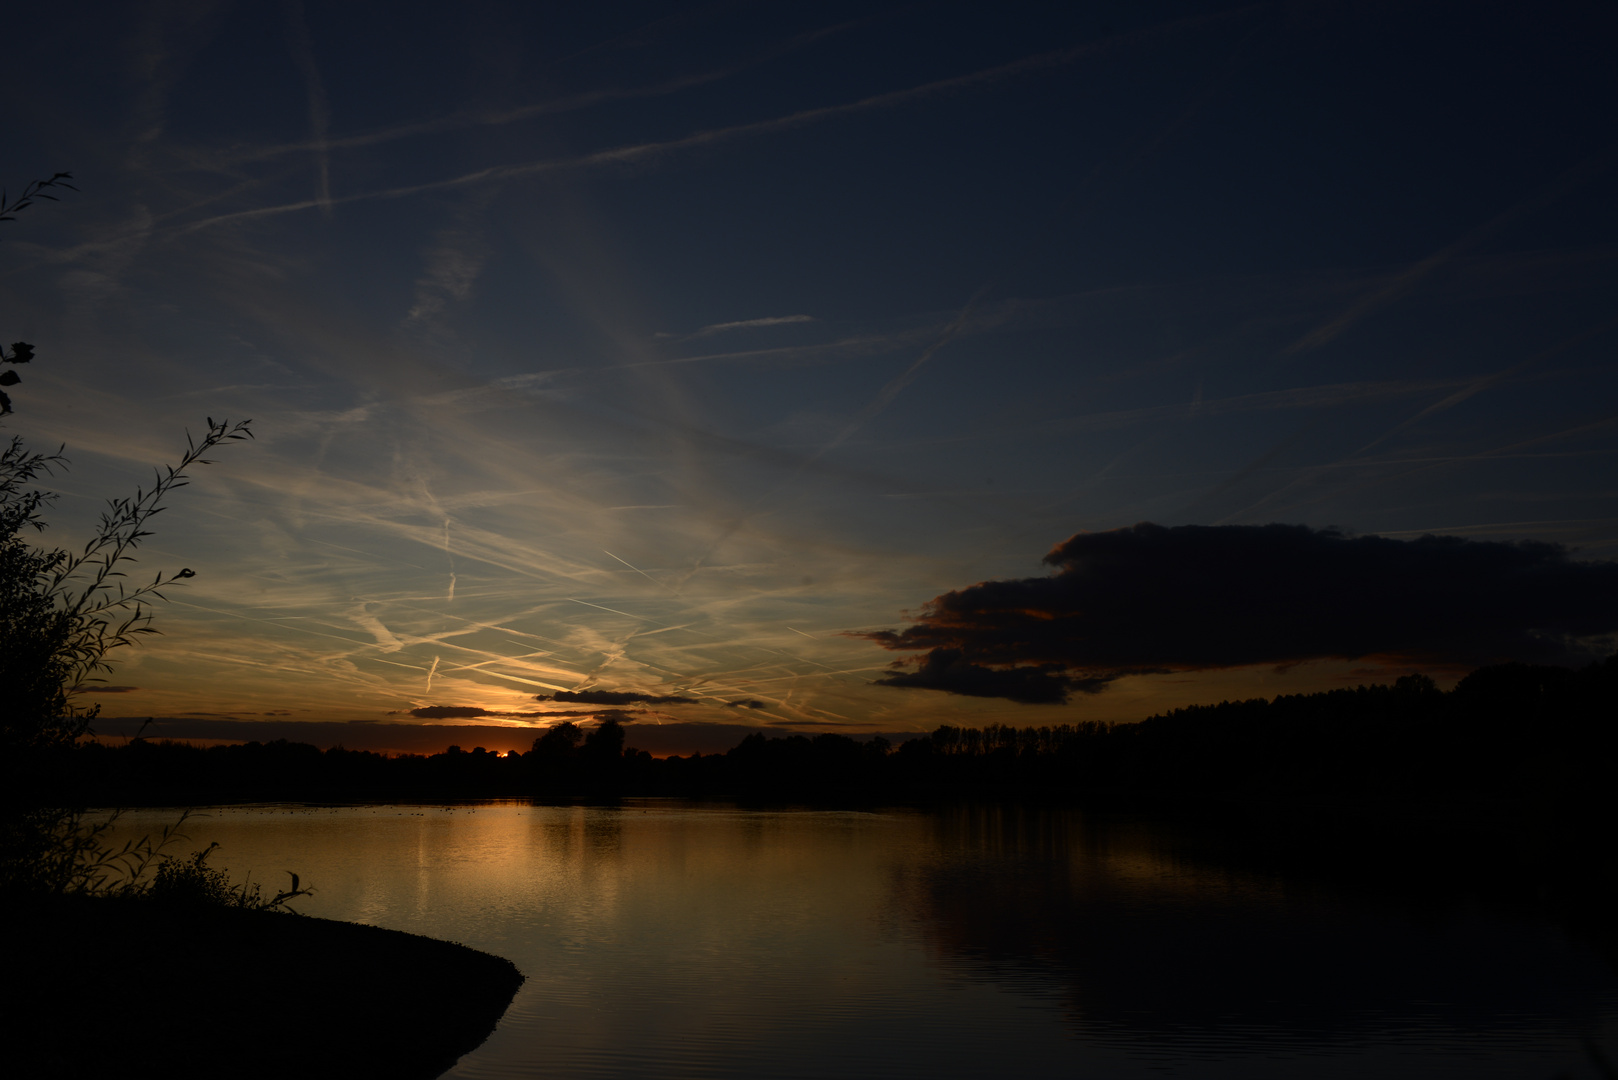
5;894;524;1080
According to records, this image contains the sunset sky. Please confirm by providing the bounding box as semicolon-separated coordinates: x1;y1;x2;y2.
4;1;1616;753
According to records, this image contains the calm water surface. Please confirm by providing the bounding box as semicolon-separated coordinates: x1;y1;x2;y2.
112;802;1618;1079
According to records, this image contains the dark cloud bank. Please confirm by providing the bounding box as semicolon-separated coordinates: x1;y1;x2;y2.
409;706;509;720
862;523;1618;704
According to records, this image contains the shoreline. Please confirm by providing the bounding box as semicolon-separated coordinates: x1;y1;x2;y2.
5;894;524;1080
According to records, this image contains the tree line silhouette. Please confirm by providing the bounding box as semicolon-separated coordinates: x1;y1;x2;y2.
51;655;1618;810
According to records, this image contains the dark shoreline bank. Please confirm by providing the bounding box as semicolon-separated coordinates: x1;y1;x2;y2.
4;894;524;1080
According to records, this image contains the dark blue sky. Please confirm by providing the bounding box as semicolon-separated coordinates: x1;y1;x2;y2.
4;0;1616;741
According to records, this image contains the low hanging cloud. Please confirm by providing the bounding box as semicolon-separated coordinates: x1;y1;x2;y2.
406;705;553;720
536;690;700;707
859;522;1618;704
409;705;494;719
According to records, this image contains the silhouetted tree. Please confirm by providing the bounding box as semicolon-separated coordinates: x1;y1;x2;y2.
531;721;583;758
525;721;586;790
0;172;256;892
583;718;626;762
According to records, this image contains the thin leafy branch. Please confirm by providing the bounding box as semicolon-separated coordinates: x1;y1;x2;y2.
0;436;66;535
0;171;76;226
28;808;191;897
42;418;254;718
2;419;255;892
0;172;297;912
0;172;74;414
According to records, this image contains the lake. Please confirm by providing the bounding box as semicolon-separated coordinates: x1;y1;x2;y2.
109;802;1618;1079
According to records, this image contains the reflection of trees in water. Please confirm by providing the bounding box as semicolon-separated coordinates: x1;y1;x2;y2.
895;805;1616;1055
527;804;625;865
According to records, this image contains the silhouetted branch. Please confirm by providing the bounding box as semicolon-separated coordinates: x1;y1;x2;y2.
1;172;74;413
42;418;254;716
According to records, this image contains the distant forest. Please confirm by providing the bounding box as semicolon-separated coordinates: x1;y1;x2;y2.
49;657;1618;811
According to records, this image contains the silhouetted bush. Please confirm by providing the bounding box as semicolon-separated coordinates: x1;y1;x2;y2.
0;172;261;895
147;842;311;911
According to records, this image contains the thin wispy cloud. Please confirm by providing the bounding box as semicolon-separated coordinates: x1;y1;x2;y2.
1283;147;1618;357
10;0;1609;740
683;314;816;338
1350;317;1618;458
815;286;990;460
198;17;871;169
282;0;333;214
1222;413;1618;527
125;1;227;148
169;5;1268;236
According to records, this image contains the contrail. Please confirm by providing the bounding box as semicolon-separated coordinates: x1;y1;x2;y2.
173;5;1268;236
814;283;993;460
670;286;993;590
443;519;456;602
566;597;655;622
425;655;440;694
1283;145;1618;357
603;549;675;593
1350;316;1618;458
282;0;332;214
209;17;871;167
1217;319;1618;523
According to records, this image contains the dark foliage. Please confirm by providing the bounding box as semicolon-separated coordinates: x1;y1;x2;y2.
147;841;312;910
1;173;264;895
1;419;253;894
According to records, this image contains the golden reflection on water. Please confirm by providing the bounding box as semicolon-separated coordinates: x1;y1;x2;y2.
104;802;1618;1080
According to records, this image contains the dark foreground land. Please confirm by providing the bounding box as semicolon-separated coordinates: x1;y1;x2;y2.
3;895;524;1080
